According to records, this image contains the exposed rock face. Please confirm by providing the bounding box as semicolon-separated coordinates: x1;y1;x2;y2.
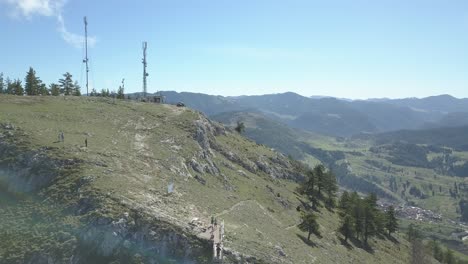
0;141;63;193
76;211;212;264
193;116;222;176
192;114;304;183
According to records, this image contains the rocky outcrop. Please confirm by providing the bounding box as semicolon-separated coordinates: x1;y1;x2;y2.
75;210;212;264
192;115;305;183
0;142;64;193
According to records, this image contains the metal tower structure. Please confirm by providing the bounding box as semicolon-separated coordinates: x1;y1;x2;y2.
83;16;89;96
142;41;148;98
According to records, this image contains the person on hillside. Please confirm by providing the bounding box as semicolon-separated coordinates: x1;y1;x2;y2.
85;138;88;148
216;243;221;258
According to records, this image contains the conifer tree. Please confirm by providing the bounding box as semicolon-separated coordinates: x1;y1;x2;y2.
339;214;355;242
24;67;41;95
385;206;398;235
73;81;81;96
235;121;245;134
0;73;4;94
302;168;318;208
90;88;97;96
350;192;364;240
324;170;338;208
50;83;60;96
38;82;48;95
338;191;351;217
363;193;378;243
428;240;443;262
10;79;24;95
298;211;320;241
314;165;326;197
117;85;125;99
100;88;110;97
406;223;420;242
59;72;74;95
5;77;12;94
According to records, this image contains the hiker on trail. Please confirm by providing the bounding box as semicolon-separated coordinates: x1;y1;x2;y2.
85;138;88;148
60;132;64;143
216;243;221;258
211;216;214;225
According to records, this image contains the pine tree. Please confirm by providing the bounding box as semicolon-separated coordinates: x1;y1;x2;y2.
59;72;74;95
117;85;125;99
100;88;110;97
0;73;4;94
385;206;398;235
363;193;378;243
339;214;355;242
406;224;421;242
73;81;81;96
11;79;24;96
38;82;48;95
24;67;41;95
338;191;351;217
90;88;97;96
5;77;12;94
428;240;443;262
302;168;318;208
298;211;320;241
235;121;245;134
350;192;364;240
314;165;326;197
324;170;338;209
50;83;60;96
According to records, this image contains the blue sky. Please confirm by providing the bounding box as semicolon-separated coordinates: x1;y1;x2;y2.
1;0;468;99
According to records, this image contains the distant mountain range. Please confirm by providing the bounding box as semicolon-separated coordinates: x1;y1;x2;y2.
146;91;468;137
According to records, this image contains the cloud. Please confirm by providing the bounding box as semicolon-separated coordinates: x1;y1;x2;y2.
57;14;96;48
3;0;62;17
1;0;96;48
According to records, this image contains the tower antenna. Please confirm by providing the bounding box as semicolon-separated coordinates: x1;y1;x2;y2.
142;41;148;98
83;16;89;96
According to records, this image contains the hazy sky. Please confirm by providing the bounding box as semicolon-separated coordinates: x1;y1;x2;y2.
1;0;468;99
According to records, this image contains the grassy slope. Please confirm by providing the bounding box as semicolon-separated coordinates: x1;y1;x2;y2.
213;109;468;260
0;95;410;263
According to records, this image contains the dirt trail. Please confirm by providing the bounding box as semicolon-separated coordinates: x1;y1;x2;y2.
215;200;283;226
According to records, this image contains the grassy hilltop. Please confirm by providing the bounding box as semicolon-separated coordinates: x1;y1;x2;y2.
0;95;412;263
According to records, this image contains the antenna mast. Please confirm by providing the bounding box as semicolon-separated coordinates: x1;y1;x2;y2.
83;16;89;96
142;41;148;98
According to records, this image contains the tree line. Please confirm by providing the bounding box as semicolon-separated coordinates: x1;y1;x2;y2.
0;68;125;98
0;68;80;96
